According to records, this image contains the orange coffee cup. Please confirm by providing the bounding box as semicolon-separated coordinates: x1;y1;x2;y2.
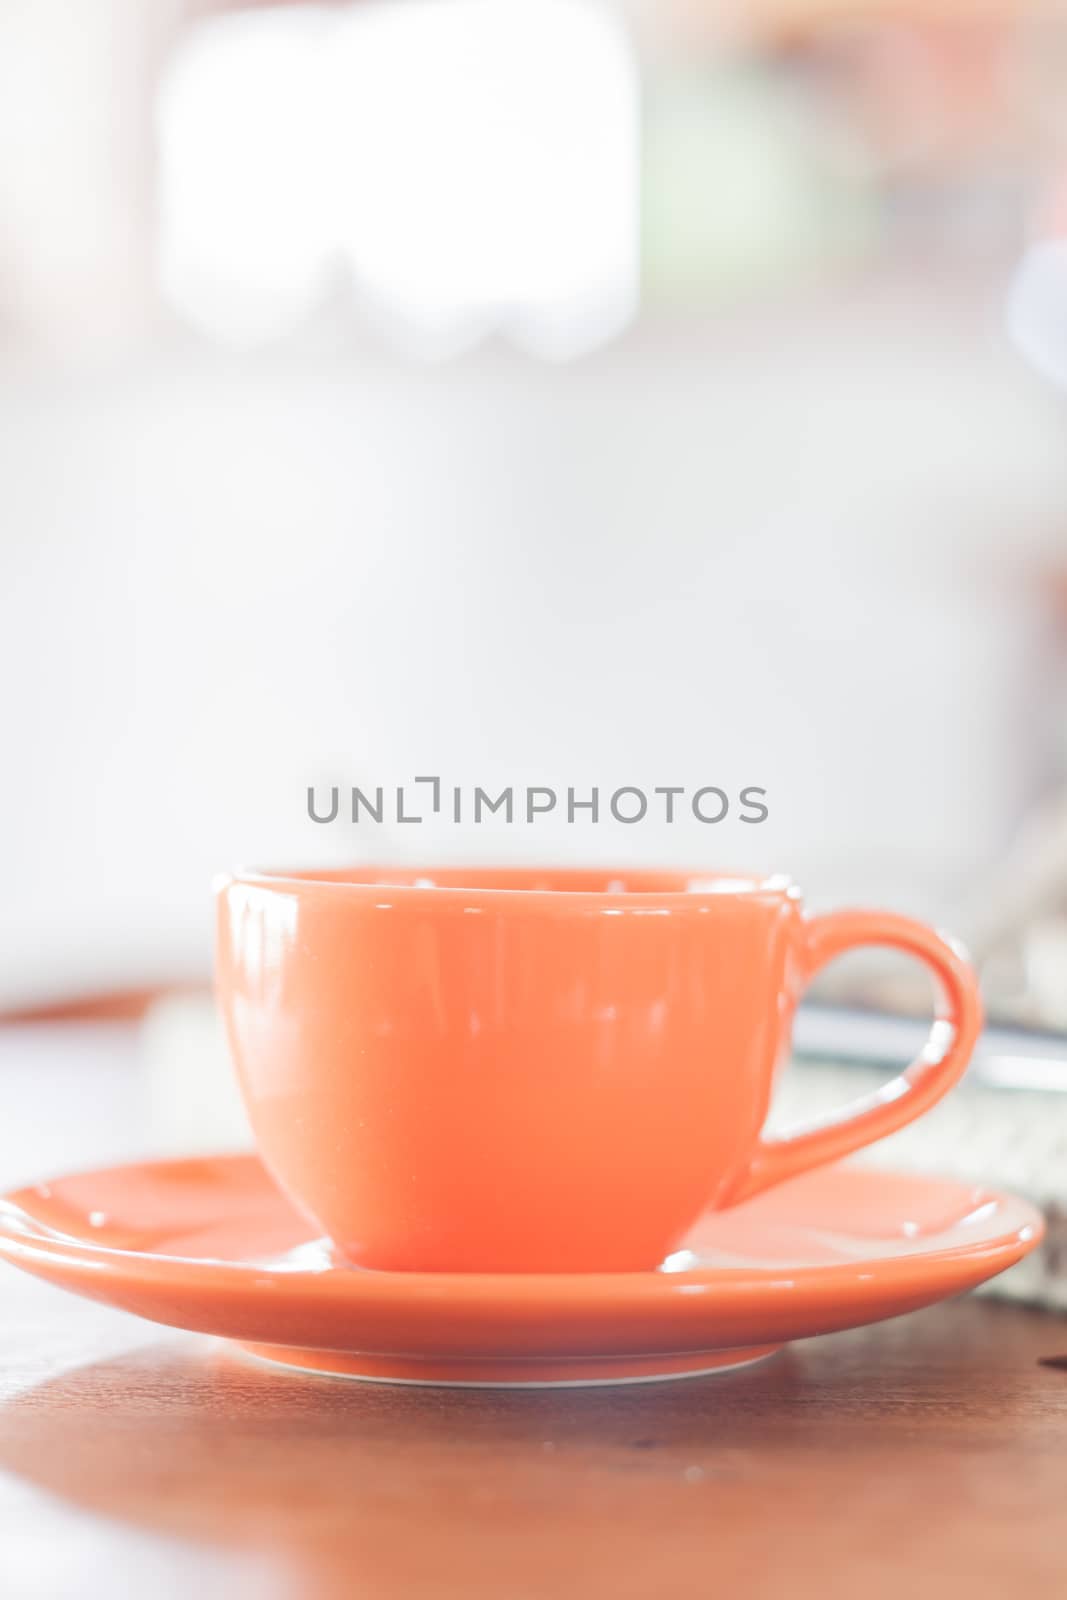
215;867;982;1273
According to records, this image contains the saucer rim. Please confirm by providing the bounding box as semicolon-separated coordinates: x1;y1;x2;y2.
0;1151;1043;1304
0;1156;1043;1366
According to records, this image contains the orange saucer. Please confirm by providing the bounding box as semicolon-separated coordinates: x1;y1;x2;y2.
0;1157;1042;1387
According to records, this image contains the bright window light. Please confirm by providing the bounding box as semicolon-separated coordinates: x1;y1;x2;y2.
157;0;639;357
1007;238;1067;392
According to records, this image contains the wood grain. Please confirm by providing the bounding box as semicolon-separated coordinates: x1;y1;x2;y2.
1;1274;1066;1600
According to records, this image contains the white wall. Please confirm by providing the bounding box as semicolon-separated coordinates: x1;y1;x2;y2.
2;270;1065;1006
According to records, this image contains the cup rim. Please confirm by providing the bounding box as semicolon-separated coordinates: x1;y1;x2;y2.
216;865;799;906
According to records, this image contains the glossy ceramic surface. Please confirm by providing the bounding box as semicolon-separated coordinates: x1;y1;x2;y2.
0;1156;1039;1386
216;867;983;1272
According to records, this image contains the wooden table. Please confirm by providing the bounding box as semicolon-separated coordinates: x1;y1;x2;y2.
0;1026;1065;1598
1;1286;1065;1599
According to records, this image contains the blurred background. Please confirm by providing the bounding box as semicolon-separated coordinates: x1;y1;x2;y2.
5;0;1067;1040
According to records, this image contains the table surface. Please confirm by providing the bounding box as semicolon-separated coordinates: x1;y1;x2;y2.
1;1026;1066;1599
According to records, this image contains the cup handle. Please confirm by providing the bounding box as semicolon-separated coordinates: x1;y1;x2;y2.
724;909;983;1206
